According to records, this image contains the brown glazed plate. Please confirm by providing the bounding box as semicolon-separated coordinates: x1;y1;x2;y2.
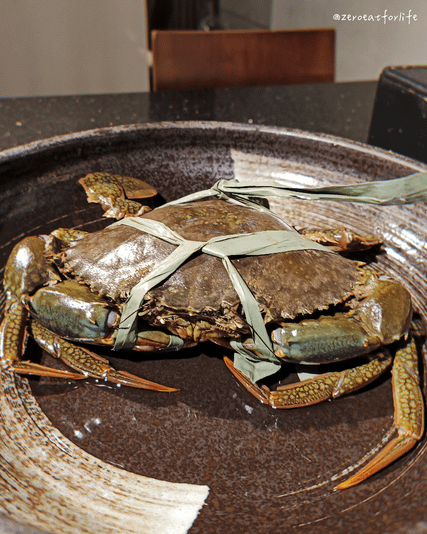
0;122;427;534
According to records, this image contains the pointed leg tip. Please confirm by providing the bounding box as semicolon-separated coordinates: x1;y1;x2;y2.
223;356;272;405
223;356;233;369
334;433;419;490
10;361;86;381
334;478;359;491
107;369;179;392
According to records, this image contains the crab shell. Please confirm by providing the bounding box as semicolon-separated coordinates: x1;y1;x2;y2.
59;199;362;343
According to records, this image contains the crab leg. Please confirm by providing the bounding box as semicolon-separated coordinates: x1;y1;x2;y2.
29;321;178;391
224;353;393;408
1;299;85;380
336;336;424;489
299;227;382;252
1;299;27;367
227;334;424;490
79;172;157;219
1;298;178;390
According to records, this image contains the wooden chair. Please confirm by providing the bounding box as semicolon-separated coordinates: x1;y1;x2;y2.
151;28;335;91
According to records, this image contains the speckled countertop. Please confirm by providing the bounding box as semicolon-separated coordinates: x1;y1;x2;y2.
0;82;377;151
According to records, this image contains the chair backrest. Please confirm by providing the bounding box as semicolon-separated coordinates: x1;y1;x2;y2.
151;28;335;91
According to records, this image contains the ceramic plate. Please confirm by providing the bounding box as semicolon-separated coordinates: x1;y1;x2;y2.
1;122;426;534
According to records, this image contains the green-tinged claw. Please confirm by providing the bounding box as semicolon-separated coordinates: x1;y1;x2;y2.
272;277;412;365
28;280;119;343
272;313;381;365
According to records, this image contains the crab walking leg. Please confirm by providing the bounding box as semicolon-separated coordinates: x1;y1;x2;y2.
79;172;157;219
336;336;424;490
0;300;85;380
29;321;178;391
223;356;274;404
299;227;382;251
270;355;392;407
0;300;26;367
224;353;392;408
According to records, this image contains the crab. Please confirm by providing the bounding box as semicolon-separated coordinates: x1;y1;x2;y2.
0;172;424;490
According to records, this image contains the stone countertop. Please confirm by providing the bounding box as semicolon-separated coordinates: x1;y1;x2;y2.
0;81;377;151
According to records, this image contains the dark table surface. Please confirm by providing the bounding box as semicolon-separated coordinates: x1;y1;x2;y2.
0;81;378;152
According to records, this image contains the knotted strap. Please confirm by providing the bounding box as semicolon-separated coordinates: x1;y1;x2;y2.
111;217;331;382
110;171;427;382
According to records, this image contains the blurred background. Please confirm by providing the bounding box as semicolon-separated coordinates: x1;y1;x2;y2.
1;0;427;97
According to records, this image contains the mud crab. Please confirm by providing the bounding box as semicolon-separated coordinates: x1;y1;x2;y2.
0;172;424;490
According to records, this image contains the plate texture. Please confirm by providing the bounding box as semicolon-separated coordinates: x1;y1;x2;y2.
1;122;427;534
